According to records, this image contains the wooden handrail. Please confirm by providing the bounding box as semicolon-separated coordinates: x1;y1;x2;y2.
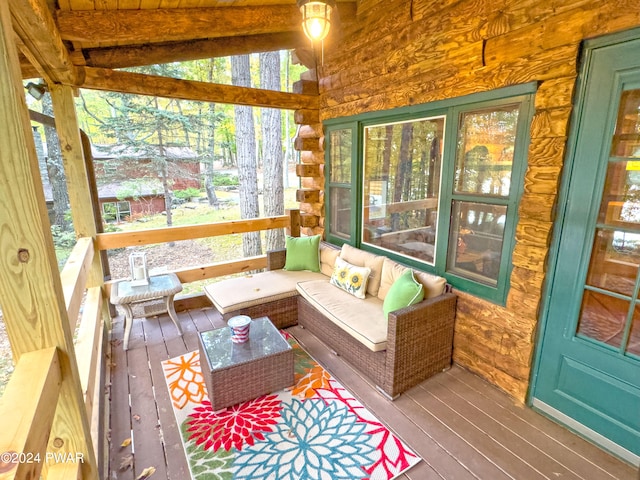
95;215;290;250
60;236;95;331
75;287;104;417
0;347;61;480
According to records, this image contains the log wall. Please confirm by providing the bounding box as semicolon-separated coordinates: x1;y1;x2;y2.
318;0;640;402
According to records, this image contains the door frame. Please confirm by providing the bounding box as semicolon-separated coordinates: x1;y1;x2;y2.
529;26;640;467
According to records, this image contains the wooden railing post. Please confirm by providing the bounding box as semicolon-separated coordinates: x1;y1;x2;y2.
287;208;300;237
50;84;106;289
0;1;97;477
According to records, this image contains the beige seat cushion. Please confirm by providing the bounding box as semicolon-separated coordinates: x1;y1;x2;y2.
297;280;387;352
377;257;446;300
204;270;326;313
340;244;385;297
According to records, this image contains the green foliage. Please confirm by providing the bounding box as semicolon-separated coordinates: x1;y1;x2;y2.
51;225;76;248
174;187;202;200
213;173;239;186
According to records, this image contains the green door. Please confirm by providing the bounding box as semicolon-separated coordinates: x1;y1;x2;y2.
532;30;640;465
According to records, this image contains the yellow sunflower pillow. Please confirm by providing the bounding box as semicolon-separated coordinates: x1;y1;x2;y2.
329;256;371;299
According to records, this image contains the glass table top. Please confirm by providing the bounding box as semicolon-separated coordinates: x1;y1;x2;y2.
199;317;291;371
113;273;182;301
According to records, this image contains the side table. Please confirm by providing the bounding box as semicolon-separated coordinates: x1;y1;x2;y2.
111;273;183;350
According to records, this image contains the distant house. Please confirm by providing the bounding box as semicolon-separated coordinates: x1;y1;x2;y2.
38;139;202;223
91;144;202;222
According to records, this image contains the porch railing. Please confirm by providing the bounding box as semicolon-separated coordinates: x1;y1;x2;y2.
0;209;300;479
0;237;104;479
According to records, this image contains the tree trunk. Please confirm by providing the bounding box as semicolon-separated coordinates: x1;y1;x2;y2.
260;51;285;251
204;59;219;207
42;93;70;229
231;55;261;257
392;123;414;230
154;97;173;232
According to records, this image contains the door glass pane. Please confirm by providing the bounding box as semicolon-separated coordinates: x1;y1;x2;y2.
610;89;640;158
586;229;639;297
362;117;444;264
329;129;352;183
577;290;630;349
597;160;640;227
330;187;351;239
454;104;519;196
447;200;506;285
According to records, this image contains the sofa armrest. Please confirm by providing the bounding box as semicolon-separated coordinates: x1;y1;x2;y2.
383;292;457;397
267;248;287;270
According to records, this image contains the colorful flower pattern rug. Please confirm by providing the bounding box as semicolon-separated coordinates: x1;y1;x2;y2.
161;331;421;479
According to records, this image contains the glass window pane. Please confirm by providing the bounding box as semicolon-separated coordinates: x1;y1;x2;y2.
329;129;352;183
628;305;640;357
454;104;520;196
330;187;351;239
577;290;630;349
362;117;445;264
610;89;640;158
447;200;506;285
586;229;640;297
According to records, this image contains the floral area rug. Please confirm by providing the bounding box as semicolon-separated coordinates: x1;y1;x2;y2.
161;331;421;479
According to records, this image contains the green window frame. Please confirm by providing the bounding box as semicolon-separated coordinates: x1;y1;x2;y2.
324;84;535;304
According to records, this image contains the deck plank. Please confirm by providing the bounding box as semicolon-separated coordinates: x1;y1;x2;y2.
143;313;191;480
443;368;637;479
108;317;134;480
126;317;169;479
108;309;637;480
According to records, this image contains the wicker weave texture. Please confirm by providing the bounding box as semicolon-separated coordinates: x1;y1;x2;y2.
298;292;457;398
222;296;298;329
199;341;294;410
298;296;387;386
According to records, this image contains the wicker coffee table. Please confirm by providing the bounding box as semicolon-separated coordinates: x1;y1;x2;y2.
198;317;293;410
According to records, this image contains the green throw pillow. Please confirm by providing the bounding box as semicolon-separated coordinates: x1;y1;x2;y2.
383;269;424;319
284;235;321;272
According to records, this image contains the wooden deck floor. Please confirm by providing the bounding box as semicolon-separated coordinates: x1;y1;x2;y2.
107;308;638;480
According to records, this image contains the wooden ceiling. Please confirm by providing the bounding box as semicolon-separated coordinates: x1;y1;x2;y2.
15;0;357;82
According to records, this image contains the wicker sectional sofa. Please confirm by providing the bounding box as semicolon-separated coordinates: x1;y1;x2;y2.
204;241;457;398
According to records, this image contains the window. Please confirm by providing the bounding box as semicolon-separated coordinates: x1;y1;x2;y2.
325;84;535;303
362;116;444;264
326;127;356;243
103;200;132;223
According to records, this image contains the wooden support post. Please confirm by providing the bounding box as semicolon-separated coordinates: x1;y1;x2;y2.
50;84;105;288
0;2;97;477
287;209;301;237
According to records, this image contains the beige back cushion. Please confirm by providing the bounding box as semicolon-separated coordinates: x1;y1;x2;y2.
414;270;447;299
340;244;385;296
377;257;447;300
377;258;409;300
320;243;340;277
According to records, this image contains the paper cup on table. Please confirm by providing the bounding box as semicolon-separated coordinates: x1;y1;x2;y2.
228;315;251;343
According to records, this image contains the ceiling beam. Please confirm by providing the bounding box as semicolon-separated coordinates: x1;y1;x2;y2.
82;32;305;70
10;0;79;84
56;5;302;46
19;50;40;79
80;67;318;111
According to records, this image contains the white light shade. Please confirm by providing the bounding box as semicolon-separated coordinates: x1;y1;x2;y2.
299;0;334;42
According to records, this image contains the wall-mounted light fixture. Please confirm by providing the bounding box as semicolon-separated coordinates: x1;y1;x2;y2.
25;82;47;100
297;0;336;42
